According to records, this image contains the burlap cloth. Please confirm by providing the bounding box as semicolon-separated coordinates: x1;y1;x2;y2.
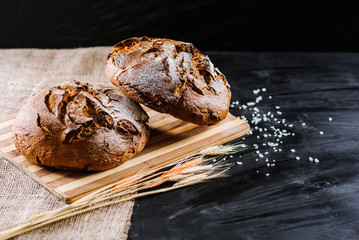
0;48;134;239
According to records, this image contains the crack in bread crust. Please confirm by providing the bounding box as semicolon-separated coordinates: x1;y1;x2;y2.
36;114;53;136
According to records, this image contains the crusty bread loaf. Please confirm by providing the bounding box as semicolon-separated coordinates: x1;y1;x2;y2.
106;36;231;125
12;81;150;171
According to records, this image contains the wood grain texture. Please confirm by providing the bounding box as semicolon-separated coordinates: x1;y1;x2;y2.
0;108;249;203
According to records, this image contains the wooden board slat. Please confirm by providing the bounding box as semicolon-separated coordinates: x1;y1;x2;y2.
0;109;249;203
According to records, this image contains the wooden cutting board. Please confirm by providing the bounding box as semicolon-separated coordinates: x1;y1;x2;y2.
0;107;249;203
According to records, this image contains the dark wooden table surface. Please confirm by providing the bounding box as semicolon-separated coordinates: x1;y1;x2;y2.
128;52;359;240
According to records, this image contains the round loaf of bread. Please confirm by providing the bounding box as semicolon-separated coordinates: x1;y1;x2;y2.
106;36;231;125
12;81;150;171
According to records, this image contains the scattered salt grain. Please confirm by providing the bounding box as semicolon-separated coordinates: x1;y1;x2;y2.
255;96;263;103
309;157;314;161
314;158;320;163
328;117;332;121
275;106;281;109
253;89;261;94
236;161;243;165
266;173;270;176
241;116;248;122
268;96;272;99
290;149;296;153
247;102;255;106
262;88;267;92
319;131;324;135
296;156;300;160
252;116;262;125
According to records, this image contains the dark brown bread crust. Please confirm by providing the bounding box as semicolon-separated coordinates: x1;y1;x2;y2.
12;81;150;171
106;36;231;125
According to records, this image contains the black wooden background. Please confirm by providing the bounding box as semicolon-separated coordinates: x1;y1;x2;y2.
0;0;359;51
128;52;359;240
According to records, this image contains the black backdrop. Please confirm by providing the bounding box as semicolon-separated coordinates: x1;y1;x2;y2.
1;0;359;51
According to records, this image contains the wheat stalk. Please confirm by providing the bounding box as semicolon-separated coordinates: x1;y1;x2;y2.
0;142;246;240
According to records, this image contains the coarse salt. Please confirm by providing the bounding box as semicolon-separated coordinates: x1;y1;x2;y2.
255;96;263;103
253;89;260;94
